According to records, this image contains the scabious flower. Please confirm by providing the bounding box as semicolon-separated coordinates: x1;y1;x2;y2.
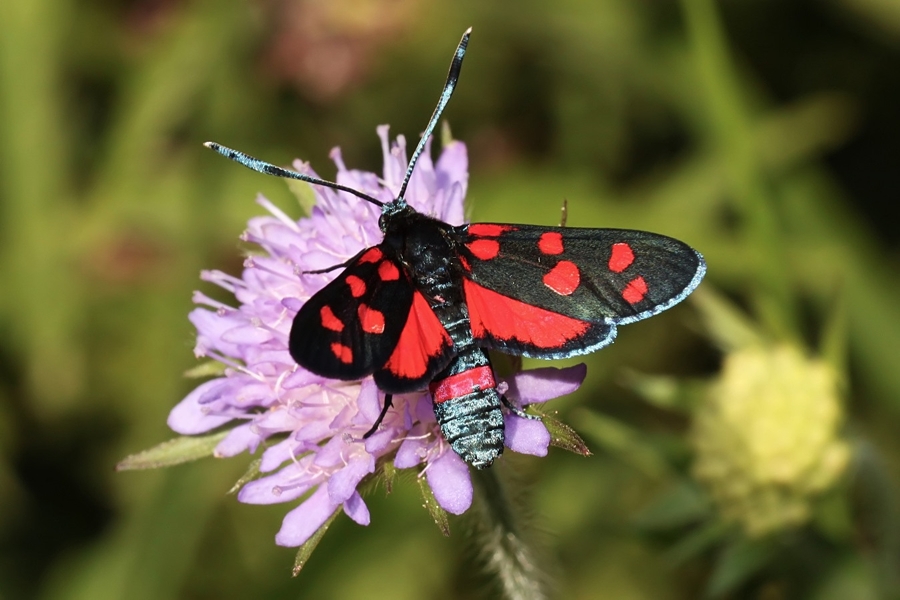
168;126;587;547
691;344;850;537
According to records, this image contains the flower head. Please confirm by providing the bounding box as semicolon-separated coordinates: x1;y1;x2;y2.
168;127;586;547
691;344;850;537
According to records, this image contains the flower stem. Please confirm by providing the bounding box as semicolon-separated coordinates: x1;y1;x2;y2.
470;466;551;600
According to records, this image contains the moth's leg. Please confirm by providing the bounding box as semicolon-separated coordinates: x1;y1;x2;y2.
501;396;541;421
363;393;394;438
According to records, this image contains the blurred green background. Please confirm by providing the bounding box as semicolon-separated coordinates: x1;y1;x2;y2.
2;0;900;598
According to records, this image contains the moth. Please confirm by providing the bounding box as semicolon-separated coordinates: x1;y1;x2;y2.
205;28;706;468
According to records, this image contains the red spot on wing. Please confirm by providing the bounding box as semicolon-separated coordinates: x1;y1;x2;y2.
359;248;383;264
330;342;353;363
459;255;471;271
467;239;500;260
377;260;400;281
358;303;385;334
383;292;451;379
608;243;634;273
320;306;343;332
542;260;580;296
464;279;590;348
622;276;648;304
468;224;517;237
429;366;496;404
538;232;564;255
345;275;366;297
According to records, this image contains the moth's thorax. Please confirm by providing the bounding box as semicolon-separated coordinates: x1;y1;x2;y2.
379;205;473;348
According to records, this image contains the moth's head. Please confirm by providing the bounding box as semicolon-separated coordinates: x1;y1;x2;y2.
378;198;410;232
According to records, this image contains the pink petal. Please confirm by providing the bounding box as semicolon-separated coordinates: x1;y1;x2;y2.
505;364;587;404
394;425;431;468
238;461;316;505
214;423;263;457
167;379;233;434
343;491;370;526
259;438;296;472
327;455;375;504
275;486;336;547
504;416;550;456
426;451;473;515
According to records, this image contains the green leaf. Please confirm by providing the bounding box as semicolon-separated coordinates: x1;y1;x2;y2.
116;431;229;470
292;509;341;576
183;360;226;379
819;284;848;390
619;369;706;414
811;555;881;600
418;475;450;536
665;521;729;566
690;287;764;351
575;409;671;479
635;480;712;531
706;536;773;597
227;458;261;495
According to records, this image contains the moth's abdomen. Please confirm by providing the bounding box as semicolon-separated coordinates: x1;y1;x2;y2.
432;388;504;469
429;354;504;469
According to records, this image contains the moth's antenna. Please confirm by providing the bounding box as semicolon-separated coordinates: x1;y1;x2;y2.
396;27;471;201
203;142;386;208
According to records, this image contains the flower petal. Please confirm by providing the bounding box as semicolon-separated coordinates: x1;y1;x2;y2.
505;364;587;404
343;491;371;526
426;450;473;515
167;379;234;434
275;486;337;547
394;424;431;468
237;462;317;505
505;416;550;456
214;423;263;457
327;455;375;504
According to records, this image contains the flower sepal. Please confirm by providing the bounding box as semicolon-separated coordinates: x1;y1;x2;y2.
116;431;229;471
527;407;592;458
292;508;341;577
418;474;451;536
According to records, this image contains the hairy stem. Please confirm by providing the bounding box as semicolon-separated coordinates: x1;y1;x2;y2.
470;467;551;600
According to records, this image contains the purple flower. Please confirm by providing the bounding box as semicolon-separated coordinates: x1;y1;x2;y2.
168;127;587;547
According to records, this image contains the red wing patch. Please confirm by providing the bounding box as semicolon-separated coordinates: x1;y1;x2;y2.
622;276;648;304
464;278;590;348
359;248;383;263
468;224;517;237
608;243;634;273
538;232;564;255
345;275;366;297
378;260;400;281
542;260;580;295
320;306;344;332
467;239;500;260
357;303;385;334
383;292;452;380
330;342;353;364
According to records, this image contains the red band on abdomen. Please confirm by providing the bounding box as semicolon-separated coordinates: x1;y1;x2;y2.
429;365;496;404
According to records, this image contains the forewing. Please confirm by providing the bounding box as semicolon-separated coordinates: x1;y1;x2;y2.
458;223;705;357
289;248;413;382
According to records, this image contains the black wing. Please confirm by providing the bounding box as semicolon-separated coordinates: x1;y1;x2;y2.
289;247;414;383
456;223;705;358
